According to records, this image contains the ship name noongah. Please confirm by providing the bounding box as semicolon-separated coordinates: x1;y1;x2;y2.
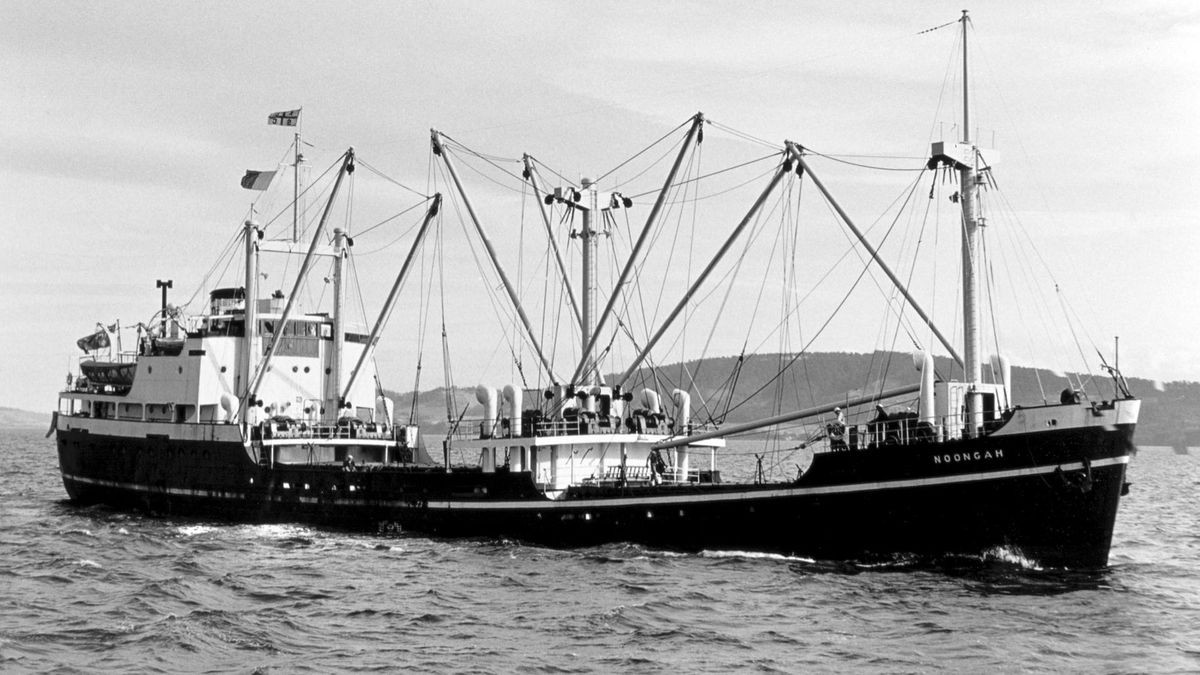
933;449;1004;464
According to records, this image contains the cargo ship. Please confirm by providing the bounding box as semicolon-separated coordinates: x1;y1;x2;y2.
55;12;1138;568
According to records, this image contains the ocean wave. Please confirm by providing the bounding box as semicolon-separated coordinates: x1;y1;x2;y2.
5;432;1199;673
700;549;817;563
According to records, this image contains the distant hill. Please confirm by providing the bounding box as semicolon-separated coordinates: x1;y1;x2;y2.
385;351;1198;446
0;407;51;428
19;352;1192;441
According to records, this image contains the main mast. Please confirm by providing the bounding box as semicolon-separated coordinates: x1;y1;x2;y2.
959;9;983;436
579;178;600;386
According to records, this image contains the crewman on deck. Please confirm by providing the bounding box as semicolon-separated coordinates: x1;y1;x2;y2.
828;407;847;451
870;405;890;447
648;448;667;485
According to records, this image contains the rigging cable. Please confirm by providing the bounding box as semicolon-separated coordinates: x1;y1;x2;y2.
721;169;924;419
179;224;244;311
964;23;1106;389
605;137;686;193
436;160;537;386
438;135;526;184
988;203;1048;402
436;166;459;432
736;168;930;375
705;119;779;151
982;223;1004;385
442;145;527;195
356;158;431;199
625;152;782;201
876;167;944;393
352;198;437;254
260;154;341;237
593;116;693;185
529;156;578;190
637;165;795;424
803;148;927;172
408;207;438;425
678;135;704;400
513;174;529;389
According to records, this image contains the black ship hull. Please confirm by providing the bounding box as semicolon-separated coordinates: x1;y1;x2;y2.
56;415;1135;569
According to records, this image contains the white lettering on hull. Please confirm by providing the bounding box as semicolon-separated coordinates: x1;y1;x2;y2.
933;449;1004;465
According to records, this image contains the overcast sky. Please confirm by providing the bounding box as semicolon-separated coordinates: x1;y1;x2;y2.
2;1;1197;411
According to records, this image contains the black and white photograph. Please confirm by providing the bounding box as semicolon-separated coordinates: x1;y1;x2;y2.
2;2;1197;671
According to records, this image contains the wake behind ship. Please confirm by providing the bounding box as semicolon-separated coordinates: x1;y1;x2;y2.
55;13;1139;568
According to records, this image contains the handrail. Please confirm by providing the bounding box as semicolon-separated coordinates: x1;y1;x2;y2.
259;420;396;442
446;416;720;440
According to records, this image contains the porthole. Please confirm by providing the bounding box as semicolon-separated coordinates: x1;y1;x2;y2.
220;366;227;373
304;366;310;373
292;366;299;373
148;366;153;374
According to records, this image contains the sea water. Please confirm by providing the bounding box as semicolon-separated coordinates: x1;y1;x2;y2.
1;428;1197;672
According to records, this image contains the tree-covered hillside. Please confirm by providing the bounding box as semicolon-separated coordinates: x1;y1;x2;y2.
385;351;1196;446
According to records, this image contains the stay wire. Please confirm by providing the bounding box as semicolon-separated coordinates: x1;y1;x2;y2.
438;161;537;384
606;137;685;193
635;169;792;423
593;117;693;185
260;153;342;237
529;156;578;189
439;135;526;182
738;169;928;364
353;198;436;248
878;168;943;388
357;158;432;199
182;224;244;311
705;120;779;151
722;242;880;419
445;146;527;195
625;152;783;200
803;147;928;172
724;169;924;418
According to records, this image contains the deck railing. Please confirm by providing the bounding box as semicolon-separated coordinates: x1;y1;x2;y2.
581;465;702;487
260;420;396;442
448;416;716;441
817;410;1011;451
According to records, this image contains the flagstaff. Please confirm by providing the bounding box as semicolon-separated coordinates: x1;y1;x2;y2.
266;108;304;242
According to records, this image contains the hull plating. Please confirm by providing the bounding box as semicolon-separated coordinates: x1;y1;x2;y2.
55;418;1134;568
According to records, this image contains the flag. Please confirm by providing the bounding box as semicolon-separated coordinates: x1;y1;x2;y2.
268;109;301;126
76;328;111;353
241;169;277;191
